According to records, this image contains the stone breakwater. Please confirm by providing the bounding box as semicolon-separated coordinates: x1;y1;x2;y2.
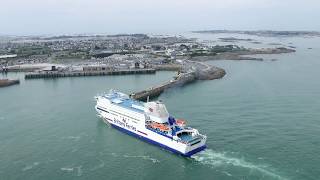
130;71;197;101
8;60;226;100
197;66;226;80
25;69;156;79
130;61;226;101
186;60;226;80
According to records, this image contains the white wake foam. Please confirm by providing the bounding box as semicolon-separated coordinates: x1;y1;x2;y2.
90;160;105;171
110;152;160;163
123;155;160;163
62;136;81;141
61;165;82;176
22;162;40;171
192;149;288;180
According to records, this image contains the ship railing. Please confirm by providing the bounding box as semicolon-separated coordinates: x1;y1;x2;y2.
146;126;172;138
181;134;206;146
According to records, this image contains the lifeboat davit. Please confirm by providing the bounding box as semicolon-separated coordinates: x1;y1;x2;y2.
176;119;186;127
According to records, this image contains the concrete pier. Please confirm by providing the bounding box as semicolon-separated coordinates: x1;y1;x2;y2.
25;69;156;79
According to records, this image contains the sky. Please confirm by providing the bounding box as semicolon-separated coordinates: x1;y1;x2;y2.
0;0;319;35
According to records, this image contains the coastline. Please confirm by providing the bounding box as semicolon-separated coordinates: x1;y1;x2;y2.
189;47;295;61
0;33;296;98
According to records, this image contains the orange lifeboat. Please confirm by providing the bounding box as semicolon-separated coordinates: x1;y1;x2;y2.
151;123;169;131
176;119;186;127
159;125;169;131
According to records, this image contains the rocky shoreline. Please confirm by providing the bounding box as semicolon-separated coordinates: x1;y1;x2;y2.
190;47;295;61
193;30;320;37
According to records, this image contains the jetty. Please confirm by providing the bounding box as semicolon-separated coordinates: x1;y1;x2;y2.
0;79;20;87
130;61;226;101
25;69;156;79
130;71;196;101
21;61;226;101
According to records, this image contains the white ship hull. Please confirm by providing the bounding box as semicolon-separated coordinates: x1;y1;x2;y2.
95;91;207;157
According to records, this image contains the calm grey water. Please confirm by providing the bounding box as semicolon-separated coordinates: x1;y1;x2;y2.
1;34;320;180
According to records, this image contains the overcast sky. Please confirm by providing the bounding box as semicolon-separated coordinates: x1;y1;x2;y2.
0;0;319;35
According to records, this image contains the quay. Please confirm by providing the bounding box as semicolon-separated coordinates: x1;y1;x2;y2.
25;69;156;79
21;61;225;101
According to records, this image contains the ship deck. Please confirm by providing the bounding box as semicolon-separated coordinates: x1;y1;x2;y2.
103;92;145;113
179;133;193;141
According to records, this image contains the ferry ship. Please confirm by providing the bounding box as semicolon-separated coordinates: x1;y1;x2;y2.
95;90;207;157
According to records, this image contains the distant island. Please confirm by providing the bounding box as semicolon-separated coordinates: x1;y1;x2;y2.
219;37;254;42
192;30;320;37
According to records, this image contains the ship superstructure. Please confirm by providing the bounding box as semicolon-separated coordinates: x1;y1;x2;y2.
95;90;207;157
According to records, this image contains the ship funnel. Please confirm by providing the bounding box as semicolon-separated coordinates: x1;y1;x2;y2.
144;101;169;123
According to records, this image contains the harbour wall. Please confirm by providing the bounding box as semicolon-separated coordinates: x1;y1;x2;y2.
130;71;196;101
130;61;226;101
0;66;42;72
25;69;156;79
20;61;226;101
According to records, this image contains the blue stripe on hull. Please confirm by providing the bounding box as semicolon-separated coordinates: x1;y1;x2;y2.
109;123;206;157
